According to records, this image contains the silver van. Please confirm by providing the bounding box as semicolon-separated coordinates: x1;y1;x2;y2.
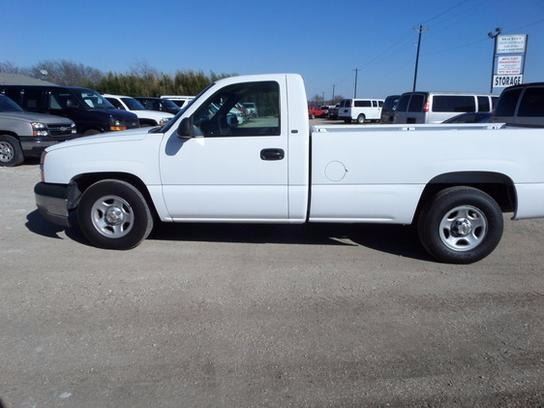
493;83;544;127
393;92;498;124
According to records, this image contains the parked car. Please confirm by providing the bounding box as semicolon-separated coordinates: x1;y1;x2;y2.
0;94;76;166
338;98;384;123
134;97;180;115
380;95;400;124
104;94;174;127
308;106;326;119
327;104;340;120
160;95;194;109
443;112;493;124
35;73;544;264
394;92;498;124
1;85;139;135
493;83;544;127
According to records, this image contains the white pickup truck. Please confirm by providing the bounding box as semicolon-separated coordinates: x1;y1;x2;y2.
35;74;544;263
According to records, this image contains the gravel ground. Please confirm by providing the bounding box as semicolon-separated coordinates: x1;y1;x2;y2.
1;164;543;407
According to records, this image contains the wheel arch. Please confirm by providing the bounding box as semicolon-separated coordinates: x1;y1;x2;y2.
413;171;517;223
0;130;19;138
69;172;160;220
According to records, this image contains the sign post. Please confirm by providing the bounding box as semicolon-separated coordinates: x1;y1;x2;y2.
492;34;528;92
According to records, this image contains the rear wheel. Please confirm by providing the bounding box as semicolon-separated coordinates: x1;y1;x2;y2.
417;187;503;264
357;114;366;124
0;135;24;167
77;180;153;250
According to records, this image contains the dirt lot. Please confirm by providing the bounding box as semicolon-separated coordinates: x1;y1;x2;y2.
1;164;544;407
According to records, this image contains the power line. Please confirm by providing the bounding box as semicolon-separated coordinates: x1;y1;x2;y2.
422;0;471;24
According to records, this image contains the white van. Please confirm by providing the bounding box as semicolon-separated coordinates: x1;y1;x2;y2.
393;92;498;124
338;98;384;123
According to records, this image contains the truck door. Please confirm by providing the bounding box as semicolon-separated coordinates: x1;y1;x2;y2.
159;79;289;221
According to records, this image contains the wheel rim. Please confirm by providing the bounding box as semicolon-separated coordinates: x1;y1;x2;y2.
0;141;14;163
439;205;488;252
358;115;365;123
90;195;134;239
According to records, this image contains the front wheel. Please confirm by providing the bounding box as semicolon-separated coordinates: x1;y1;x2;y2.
417;187;503;264
77;180;153;249
0;135;24;167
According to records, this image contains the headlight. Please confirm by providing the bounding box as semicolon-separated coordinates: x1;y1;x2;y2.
31;122;49;137
109;118;127;131
70;123;77;134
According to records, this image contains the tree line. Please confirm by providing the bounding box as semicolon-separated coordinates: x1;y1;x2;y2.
0;60;231;96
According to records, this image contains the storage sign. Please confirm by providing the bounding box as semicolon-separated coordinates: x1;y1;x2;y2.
493;34;528;90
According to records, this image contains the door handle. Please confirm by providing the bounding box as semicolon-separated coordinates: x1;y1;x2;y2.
260;148;284;160
260;148;285;161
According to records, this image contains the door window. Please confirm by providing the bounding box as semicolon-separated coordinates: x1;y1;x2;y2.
396;95;410;112
106;97;125;110
48;89;81;110
432;96;475;112
517;87;544;117
192;81;280;137
477;96;490;112
495;88;522;116
21;89;44;112
408;94;425;112
354;100;371;107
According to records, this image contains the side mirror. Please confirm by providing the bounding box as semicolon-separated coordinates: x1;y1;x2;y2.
176;117;193;138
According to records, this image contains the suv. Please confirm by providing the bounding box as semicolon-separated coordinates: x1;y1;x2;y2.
1;85;139;135
380;95;400;124
0;94;76;166
104;94;174;127
337;98;384;124
493;83;544;127
394;92;498;124
134;97;180;115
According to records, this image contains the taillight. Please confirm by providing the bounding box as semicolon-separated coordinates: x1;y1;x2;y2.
423;101;430;112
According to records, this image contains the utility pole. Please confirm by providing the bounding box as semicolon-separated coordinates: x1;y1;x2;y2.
488;27;502;94
353;68;359;98
331;84;335;104
412;24;426;92
322;91;325;103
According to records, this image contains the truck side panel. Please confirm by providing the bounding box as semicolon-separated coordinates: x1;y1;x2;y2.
309;125;544;223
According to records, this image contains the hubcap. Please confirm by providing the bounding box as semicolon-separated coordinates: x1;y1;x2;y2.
91;195;134;239
0;141;14;163
439;205;488;252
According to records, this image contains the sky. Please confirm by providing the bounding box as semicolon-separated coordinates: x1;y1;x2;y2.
1;0;543;99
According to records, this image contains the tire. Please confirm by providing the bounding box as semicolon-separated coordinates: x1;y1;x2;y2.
357;114;366;124
83;129;101;136
417;187;503;264
77;180;153;250
0;135;24;167
309;114;315;119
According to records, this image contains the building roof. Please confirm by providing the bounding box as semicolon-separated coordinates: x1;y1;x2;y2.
0;72;57;86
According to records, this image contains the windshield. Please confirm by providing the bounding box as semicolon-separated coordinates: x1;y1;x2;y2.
0;95;23;112
162;99;179;110
74;89;115;110
121;97;145;111
157;83;215;133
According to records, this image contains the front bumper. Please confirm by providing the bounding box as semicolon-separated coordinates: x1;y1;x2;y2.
20;135;78;157
34;182;70;227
